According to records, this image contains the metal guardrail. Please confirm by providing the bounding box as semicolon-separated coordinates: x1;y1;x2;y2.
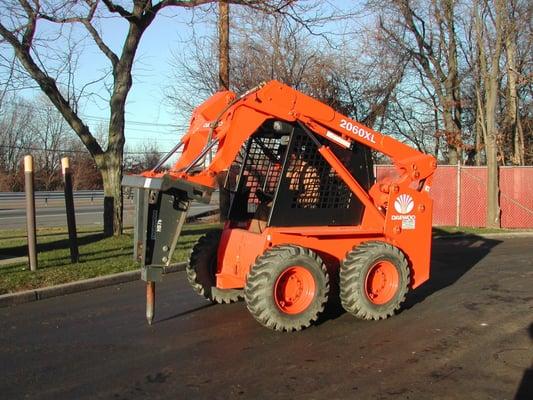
0;189;219;203
0;191;104;202
0;190;217;204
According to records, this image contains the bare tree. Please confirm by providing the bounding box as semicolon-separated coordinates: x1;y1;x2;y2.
168;7;409;136
501;0;528;166
0;95;35;179
124;142;162;173
374;0;464;164
166;6;337;115
30;96;72;190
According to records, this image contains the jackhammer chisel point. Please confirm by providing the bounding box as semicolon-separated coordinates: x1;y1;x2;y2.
146;281;155;326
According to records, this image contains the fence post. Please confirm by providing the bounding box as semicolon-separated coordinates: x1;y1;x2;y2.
62;157;79;263
24;155;38;271
456;161;461;227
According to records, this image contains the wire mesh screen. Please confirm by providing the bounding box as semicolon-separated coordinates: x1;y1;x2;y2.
224;147;245;193
269;126;372;227
243;136;283;213
229;134;284;216
287;132;353;209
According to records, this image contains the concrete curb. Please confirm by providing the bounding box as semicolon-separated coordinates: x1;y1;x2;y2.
0;262;186;308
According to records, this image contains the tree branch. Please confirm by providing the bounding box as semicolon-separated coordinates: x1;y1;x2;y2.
81;20;119;67
101;0;133;19
38;1;119;67
18;0;37;49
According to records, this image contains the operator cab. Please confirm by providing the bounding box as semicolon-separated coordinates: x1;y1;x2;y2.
224;120;375;232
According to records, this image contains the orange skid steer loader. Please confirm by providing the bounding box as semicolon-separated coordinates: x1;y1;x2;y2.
122;81;437;331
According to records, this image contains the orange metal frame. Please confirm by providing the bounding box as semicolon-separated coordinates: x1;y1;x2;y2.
142;81;437;291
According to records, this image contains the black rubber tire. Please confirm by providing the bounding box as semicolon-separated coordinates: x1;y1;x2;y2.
186;229;242;304
244;245;329;332
340;241;410;320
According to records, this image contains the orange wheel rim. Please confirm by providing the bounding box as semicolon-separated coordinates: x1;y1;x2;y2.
274;266;316;314
364;261;399;305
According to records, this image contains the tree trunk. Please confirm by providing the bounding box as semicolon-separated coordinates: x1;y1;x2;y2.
485;138;500;227
443;0;463;165
443;109;460;164
481;0;504;228
475;114;483;166
505;28;525;165
100;156;123;236
433;108;440;160
484;48;500;226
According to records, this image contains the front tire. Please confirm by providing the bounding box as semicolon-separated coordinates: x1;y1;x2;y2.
186;230;242;304
340;241;409;320
244;245;329;332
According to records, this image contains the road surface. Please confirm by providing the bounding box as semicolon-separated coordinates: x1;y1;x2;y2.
0;237;532;399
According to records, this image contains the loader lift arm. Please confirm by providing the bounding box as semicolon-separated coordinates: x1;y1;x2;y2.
148;81;436;208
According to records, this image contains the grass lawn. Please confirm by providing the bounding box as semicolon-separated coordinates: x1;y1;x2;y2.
0;223;220;295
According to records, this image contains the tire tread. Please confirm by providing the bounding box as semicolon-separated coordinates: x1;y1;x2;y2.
245;245;329;332
340;241;409;320
186;230;242;304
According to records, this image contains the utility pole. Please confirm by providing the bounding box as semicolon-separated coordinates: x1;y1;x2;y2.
218;0;231;222
218;0;230;91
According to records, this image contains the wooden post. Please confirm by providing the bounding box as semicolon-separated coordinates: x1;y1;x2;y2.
62;157;79;263
24;155;38;271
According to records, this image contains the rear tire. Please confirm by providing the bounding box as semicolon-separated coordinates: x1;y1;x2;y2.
340;241;409;320
244;245;329;331
186;229;242;304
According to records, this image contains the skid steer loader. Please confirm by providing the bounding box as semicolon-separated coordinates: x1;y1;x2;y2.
122;81;437;331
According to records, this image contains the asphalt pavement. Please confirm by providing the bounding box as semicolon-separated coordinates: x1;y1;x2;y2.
0;237;532;399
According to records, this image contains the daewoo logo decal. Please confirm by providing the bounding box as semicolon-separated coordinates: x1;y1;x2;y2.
394;194;414;214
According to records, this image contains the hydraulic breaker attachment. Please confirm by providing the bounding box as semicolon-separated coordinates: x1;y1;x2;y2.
122;174;213;324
